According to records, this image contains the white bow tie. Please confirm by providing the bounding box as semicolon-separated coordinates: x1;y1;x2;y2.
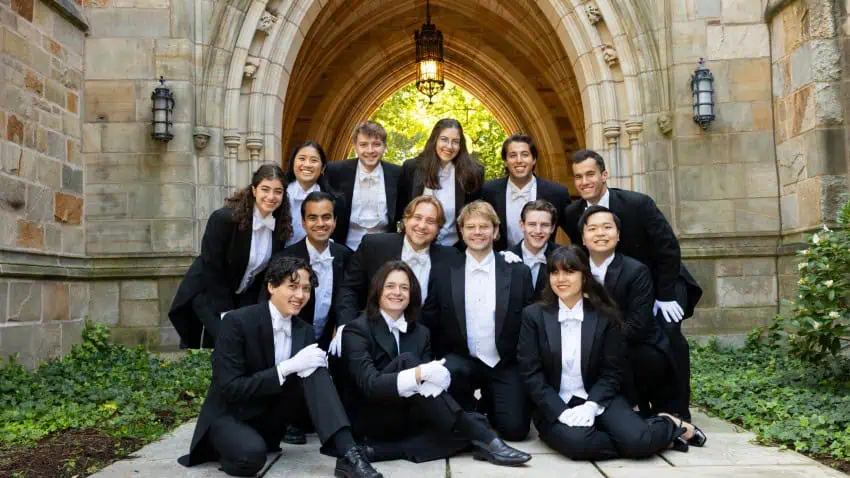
273;317;292;336
469;264;490;274
311;253;334;266
524;254;547;266
439;167;453;181
511;190;531;202
253;214;276;232
360;172;380;185
388;318;408;334
405;253;429;267
558;308;583;323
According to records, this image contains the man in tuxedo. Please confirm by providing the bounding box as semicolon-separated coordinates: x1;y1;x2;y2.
481;133;571;251
178;255;382;478
333;195;458;340
579;205;682;416
423;201;535;441
507;200;560;301
563;149;702;420
326;121;402;251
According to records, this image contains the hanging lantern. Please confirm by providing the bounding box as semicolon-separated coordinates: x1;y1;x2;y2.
690;58;715;130
414;0;445;102
151;76;175;141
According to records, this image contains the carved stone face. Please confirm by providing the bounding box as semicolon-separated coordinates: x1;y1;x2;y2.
193;133;211;150
257;11;278;33
657;114;673;136
586;3;602;24
602;45;618;67
243;57;260;79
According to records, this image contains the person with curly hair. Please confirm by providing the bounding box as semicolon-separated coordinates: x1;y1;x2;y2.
169;163;292;348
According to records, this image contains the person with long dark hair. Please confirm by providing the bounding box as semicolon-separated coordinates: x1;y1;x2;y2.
339;261;531;466
283;141;337;247
169;163;292;348
396;118;485;247
517;245;706;461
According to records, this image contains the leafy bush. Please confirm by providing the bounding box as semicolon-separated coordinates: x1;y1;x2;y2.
0;322;212;445
692;340;850;461
763;200;850;364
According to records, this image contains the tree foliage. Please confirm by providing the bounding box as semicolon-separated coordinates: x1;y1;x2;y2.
357;82;508;181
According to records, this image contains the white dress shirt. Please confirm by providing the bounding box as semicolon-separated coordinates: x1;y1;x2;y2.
285;181;321;246
505;176;537;247
400;237;431;303
306;240;334;339
423;163;457;246
464;250;500;368
270;301;293;385
381;311;419;397
347;162;389;250
236;207;275;294
586;188;610;209
521;240;548;285
590;253;616;285
557;298;605;414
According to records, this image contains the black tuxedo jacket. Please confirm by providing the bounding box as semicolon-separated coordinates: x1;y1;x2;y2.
337;232;459;326
395;156;484;227
517;302;624;426
326;158;402;244
422;252;534;365
563;188;702;313
260;238;353;349
481;176;572;251
185;302;315;465
508;240;560;301
169;206;285;348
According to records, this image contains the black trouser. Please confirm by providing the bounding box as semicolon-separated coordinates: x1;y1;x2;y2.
537;395;679;461
207;367;354;476
622;343;680;417
192;280;263;348
444;354;532;441
660;320;691;420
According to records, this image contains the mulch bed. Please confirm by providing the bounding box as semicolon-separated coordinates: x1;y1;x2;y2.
0;429;143;478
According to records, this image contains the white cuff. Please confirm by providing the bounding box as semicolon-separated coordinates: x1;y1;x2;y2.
397;369;419;398
276;361;290;386
586;401;605;416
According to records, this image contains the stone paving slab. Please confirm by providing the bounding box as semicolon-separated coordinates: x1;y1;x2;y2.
602;465;847;478
448;452;602;477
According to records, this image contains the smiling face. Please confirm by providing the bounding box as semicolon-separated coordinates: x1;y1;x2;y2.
252;178;285;217
292;146;324;186
353;133;386;171
435;127;462;163
582;211;619;256
267;268;312;317
549;267;583;304
520;210;555;252
303;198;336;245
572;158;609;203
505;141;536;182
403;201;441;251
461;213;496;253
379;269;411;318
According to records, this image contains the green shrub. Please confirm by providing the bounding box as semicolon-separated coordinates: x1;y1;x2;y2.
0;322;212;445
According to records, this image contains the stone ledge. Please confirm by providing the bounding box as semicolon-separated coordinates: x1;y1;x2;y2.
0;250;192;280
44;0;90;32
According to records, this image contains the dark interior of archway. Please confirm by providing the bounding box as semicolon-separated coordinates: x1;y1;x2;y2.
281;0;584;186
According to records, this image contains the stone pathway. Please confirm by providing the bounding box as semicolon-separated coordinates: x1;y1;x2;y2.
91;410;845;477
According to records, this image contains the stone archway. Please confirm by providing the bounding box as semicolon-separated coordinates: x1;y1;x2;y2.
195;0;673;203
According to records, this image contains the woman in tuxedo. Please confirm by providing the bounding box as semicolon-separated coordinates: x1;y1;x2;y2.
396;119;485;247
283;141;338;246
517;245;706;461
340;261;531;466
169;164;291;348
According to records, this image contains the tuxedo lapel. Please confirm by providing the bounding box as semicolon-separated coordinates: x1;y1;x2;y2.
494;254;511;339
340;159;357;212
398;326;419;356
331;243;345;292
494;178;508;226
454;178;465;219
603;254;623;293
370;317;398;359
412;162;425;197
382;160;398;225
290;319;310;356
580;307;598;381
230;225;253;282
542;304;563;389
258;304;276;368
451;261;468;340
293;240;315;322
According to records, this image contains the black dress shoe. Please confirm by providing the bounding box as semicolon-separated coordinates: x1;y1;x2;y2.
471;438;532;466
687;426;707;447
334;446;383;478
282;424;307;445
670;436;689;453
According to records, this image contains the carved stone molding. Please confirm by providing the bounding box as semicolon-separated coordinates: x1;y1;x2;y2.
624;121;643;142
243;56;260;79
223;133;241;161
657;113;673;136
245;137;264;161
601;44;618;68
257;10;279;33
586;2;602;25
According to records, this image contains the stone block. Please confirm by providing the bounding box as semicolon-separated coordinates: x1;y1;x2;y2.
803;128;846;177
717;257;776;277
84;81;135;122
729;132;774;162
152;219;195;252
796;177;823;227
721;0;762;23
707;25;769;60
110;327;159;348
158;326;181;349
728;59;771;102
171;0;193;38
101;123;152;153
89;281;119;326
45;79;65;108
140;152;195;182
713;102;754;133
121;280;158;301
717;276;777;307
7;281;42;322
790;84;817;137
85;184;128;218
85;38;155;80
68;283;88;320
54;192;83;224
158;278;181;326
683;258;716;308
120;299;160;327
62;226;84;255
89;9;171;37
53;13;84;55
66;92;77;113
0;280;7;323
82;123;102;153
47;130;65;160
815;82;842;126
61;320;84;355
86;153;140;183
820;175;850;222
86;220;152;253
43;283;70;321
811;39;841;83
695;0;721;18
61;164;83;194
3;28;30;64
16;219;45;249
0;173;26;213
0;323;61;369
6;114;24;144
679;200;735;234
44;223;61;250
37;156;61;188
790;43;812;91
12;0;35;22
154;39;193;81
128;183;194;219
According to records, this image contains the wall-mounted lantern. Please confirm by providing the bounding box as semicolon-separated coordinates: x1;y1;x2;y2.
690;58;715;130
151;76;175;141
414;0;445;102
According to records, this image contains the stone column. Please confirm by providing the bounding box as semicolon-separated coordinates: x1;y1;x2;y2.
602;124;622;188
625;120;644;193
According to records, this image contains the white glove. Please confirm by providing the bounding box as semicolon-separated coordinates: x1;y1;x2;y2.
418;359;451;391
558;402;600;427
654;300;684;323
499;250;523;264
328;325;345;357
277;344;327;378
417;380;445;398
